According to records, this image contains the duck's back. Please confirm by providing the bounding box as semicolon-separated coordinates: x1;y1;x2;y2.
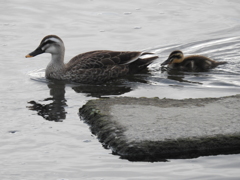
66;50;142;69
64;50;156;84
177;55;226;71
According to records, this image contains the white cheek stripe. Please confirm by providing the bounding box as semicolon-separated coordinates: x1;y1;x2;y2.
41;44;49;51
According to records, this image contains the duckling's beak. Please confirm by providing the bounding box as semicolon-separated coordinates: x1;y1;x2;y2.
25;47;44;58
161;58;171;66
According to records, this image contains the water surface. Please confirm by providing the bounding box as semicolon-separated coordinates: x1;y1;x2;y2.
1;0;240;179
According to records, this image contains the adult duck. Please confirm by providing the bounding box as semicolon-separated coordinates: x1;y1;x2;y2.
26;35;158;84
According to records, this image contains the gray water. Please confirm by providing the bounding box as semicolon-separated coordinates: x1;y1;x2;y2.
1;0;240;179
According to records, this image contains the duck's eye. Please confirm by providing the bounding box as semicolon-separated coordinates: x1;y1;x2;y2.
42;40;54;46
41;40;56;51
174;55;181;59
169;56;180;61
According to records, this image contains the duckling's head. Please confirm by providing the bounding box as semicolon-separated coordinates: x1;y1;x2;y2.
161;50;184;66
25;35;64;58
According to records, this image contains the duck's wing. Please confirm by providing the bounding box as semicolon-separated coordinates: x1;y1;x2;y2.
184;55;214;62
184;55;227;67
183;55;227;70
66;50;144;69
67;65;129;84
65;50;158;84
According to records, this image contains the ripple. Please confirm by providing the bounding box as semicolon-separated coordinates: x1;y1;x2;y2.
150;36;240;92
28;68;48;83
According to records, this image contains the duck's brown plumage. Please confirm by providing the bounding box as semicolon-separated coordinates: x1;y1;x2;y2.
25;35;158;84
65;50;156;84
161;50;227;71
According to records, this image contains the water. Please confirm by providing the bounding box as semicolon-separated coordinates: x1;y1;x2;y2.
1;0;240;179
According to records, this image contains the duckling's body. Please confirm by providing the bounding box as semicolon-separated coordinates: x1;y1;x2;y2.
161;50;227;71
26;35;158;84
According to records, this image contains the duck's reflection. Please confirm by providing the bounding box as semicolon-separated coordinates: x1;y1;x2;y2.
71;76;148;97
27;82;67;122
27;77;140;121
72;84;132;97
161;67;203;85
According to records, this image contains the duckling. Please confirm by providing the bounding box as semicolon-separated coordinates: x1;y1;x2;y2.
161;50;227;71
26;35;158;84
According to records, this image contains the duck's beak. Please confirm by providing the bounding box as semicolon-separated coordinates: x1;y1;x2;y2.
25;47;44;58
25;54;33;58
161;58;171;66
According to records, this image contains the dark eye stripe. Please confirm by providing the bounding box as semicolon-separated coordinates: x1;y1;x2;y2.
41;40;54;47
170;55;181;59
174;55;181;59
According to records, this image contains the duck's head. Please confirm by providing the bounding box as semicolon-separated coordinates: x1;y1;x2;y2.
161;50;184;66
25;35;64;58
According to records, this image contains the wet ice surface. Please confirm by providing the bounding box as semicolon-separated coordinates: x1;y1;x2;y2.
1;0;240;179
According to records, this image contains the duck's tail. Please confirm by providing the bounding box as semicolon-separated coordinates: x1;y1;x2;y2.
215;61;227;66
129;52;158;73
